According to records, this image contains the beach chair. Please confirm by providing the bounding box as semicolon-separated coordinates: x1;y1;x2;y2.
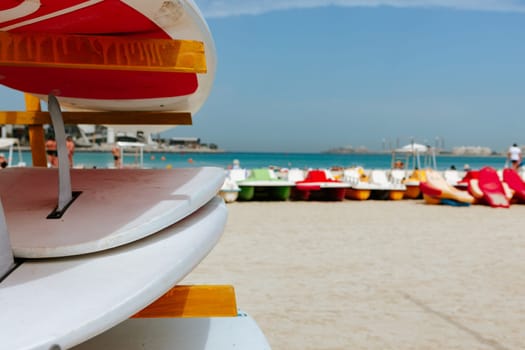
369;169;406;200
370;170;392;187
343;168;361;185
443;169;462;187
389;169;406;185
229;168;248;182
287;168;305;183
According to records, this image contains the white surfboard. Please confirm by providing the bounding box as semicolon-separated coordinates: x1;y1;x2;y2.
0;167;224;258
73;312;272;350
0;196;227;350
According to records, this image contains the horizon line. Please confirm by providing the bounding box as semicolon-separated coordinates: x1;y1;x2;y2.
196;0;525;18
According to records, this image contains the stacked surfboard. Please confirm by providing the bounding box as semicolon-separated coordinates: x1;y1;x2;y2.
0;0;216;112
0;1;271;349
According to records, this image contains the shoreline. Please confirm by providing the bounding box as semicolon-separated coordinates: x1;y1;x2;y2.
13;149;509;170
20;146;507;157
20;145;227;154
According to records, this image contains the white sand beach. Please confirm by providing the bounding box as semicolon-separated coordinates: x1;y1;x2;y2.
182;200;525;350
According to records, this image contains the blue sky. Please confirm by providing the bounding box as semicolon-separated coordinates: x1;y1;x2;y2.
169;0;525;152
2;1;525;153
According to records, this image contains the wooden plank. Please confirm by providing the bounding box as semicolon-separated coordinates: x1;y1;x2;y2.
132;285;238;318
24;94;47;167
0;111;192;125
27;126;47;167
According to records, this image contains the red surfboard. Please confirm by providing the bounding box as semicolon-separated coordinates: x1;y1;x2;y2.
503;168;525;203
0;0;216;113
476;167;510;208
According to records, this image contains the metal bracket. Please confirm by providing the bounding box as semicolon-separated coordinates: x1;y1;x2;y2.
47;94;81;218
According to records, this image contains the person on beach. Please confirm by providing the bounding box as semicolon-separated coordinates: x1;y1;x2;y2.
507;143;522;170
112;144;121;168
66;135;75;168
0;153;7;169
393;160;404;169
45;137;58;167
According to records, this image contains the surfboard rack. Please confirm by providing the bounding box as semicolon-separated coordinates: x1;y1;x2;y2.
46;191;82;219
0;93;194;168
45;94;82;217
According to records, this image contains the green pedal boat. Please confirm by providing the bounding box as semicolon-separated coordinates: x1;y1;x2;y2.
237;168;295;201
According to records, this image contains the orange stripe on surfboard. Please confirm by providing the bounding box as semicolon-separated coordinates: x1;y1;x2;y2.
132;285;238;318
0;31;206;73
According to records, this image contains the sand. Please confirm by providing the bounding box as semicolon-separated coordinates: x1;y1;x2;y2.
182;200;525;350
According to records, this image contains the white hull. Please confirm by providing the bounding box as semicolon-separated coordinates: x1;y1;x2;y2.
1;197;227;350
74;312;271;350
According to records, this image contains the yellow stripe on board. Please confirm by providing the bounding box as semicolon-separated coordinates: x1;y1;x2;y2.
132;285;238;318
0;31;206;73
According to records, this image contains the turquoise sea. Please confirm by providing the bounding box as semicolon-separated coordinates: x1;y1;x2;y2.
19;151;508;170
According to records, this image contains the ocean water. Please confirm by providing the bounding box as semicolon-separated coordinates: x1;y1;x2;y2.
19;151;508;170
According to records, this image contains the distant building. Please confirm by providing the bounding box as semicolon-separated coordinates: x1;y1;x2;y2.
0;124;221;151
322;145;369;154
168;137;200;148
452;146;492;156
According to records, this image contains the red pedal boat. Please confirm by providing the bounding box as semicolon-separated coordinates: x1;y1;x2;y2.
292;169;349;201
502;168;525;203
